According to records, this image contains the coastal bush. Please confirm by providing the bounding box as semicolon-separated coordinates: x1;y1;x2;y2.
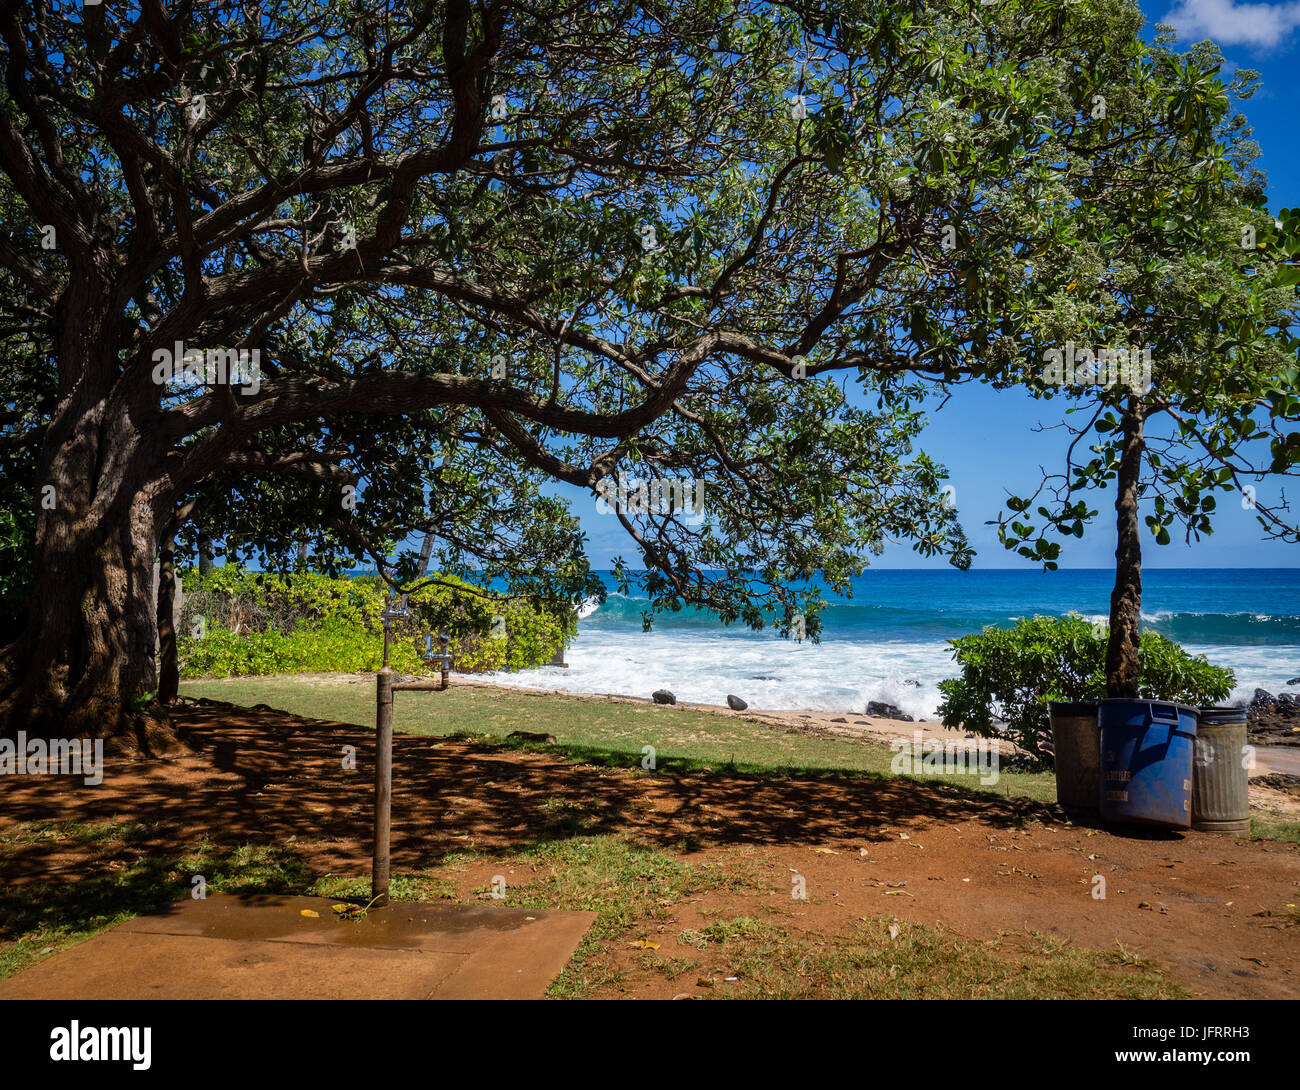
936;615;1235;754
178;568;575;678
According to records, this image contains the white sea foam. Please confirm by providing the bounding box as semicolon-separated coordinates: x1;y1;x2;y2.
480;627;955;719
1181;643;1300;705
477;628;1300;717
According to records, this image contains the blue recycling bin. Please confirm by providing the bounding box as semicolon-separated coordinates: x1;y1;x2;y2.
1099;699;1199;829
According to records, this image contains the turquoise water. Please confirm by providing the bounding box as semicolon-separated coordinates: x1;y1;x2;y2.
579;568;1300;646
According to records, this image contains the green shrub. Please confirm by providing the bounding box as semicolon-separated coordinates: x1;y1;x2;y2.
936;615;1235;754
177;568;576;678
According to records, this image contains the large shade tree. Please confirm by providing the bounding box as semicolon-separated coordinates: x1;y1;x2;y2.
0;0;1192;743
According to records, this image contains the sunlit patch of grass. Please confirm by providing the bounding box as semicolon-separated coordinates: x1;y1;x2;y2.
686;915;1186;1000
678;915;768;949
1250;812;1300;844
648;954;702;980
309;873;459;903
454;834;753;999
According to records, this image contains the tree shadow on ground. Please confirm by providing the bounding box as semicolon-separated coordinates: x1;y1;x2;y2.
1;700;1054;881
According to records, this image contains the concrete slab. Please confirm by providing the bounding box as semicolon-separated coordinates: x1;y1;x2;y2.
0;894;596;1000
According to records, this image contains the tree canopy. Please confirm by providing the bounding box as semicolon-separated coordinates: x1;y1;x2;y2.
0;0;1285;737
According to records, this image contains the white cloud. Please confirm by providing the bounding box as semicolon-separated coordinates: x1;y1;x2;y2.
1164;0;1300;49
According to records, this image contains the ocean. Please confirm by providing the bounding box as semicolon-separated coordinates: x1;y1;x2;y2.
477;568;1300;719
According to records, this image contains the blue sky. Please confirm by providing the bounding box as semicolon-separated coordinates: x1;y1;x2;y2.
566;1;1300;572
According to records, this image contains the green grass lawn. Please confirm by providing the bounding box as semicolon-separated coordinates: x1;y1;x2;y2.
179;673;1059;803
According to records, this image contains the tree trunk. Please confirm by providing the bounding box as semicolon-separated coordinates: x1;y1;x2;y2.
198;533;214;575
0;398;176;752
418;531;435;575
157;535;180;706
1105;400;1145;698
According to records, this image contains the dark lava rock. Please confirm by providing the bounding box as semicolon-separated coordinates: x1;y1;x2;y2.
1248;694;1300;747
1253;772;1300;799
1249;688;1276;711
726;694;748;711
902;679;921;687
652;689;676;705
1287;678;1300;686
867;700;914;722
830;717;847;723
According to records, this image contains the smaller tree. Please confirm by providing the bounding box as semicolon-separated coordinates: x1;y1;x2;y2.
991;40;1300;697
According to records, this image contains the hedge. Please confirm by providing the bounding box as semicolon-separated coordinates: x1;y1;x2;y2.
177;567;575;678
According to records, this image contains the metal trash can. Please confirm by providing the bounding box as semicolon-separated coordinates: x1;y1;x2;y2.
1048;701;1099;815
1192;707;1251;836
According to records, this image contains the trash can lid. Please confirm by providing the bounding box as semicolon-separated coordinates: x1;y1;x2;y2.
1047;701;1098;716
1197;705;1248;725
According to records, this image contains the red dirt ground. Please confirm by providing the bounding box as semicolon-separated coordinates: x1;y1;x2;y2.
2;701;1297;999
